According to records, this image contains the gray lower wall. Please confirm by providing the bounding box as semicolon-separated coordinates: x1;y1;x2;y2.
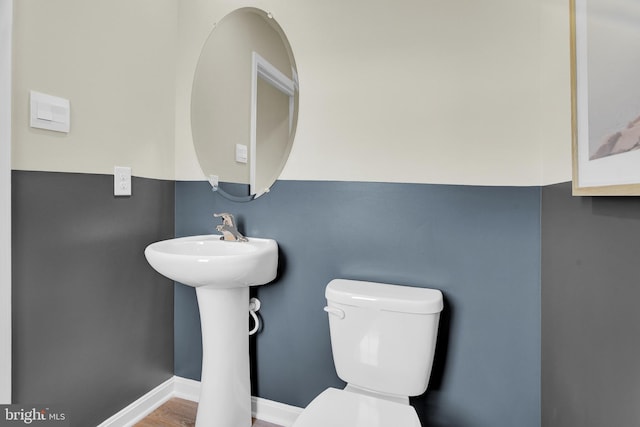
175;180;542;427
13;175;640;426
12;171;175;427
541;182;640;427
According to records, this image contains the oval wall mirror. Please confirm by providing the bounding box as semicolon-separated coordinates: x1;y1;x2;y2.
191;7;299;201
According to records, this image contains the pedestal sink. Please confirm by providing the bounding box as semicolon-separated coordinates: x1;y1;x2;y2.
144;234;278;427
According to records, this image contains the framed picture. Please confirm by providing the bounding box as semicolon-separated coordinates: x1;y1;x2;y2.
571;0;640;195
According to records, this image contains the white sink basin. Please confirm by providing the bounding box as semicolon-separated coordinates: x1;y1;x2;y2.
144;233;279;426
144;234;278;288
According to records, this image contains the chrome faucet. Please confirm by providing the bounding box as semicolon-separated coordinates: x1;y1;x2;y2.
214;213;248;242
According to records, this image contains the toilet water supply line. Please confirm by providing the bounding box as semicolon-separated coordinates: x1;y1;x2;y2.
249;297;261;335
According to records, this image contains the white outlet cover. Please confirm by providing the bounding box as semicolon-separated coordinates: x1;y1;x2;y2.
114;166;131;196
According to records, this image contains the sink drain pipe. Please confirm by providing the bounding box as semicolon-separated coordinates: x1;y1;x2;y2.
249;297;261;335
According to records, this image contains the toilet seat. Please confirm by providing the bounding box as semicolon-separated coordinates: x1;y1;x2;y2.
292;388;422;427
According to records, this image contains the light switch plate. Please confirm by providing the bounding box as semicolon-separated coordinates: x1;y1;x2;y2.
235;144;248;164
30;90;70;133
114;166;131;196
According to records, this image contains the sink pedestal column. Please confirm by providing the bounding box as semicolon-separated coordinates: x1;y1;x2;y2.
195;286;251;427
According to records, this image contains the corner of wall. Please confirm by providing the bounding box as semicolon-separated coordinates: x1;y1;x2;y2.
0;0;12;405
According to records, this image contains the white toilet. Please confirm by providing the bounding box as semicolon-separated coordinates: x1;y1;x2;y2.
292;279;443;427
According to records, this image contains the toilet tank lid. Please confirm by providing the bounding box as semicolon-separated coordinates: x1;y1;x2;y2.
326;279;443;314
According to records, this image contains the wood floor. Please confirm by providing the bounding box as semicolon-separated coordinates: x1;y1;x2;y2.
134;398;284;427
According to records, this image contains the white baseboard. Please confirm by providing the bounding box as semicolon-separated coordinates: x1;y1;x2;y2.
251;396;303;427
97;376;303;427
172;376;201;402
97;377;175;427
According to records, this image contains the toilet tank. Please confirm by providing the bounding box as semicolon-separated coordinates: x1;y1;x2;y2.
325;279;443;397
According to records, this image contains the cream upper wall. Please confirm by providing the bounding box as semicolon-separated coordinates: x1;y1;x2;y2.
176;0;573;185
12;0;178;179
12;0;572;185
540;0;573;185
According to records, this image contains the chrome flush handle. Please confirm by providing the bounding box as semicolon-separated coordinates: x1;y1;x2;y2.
324;306;345;319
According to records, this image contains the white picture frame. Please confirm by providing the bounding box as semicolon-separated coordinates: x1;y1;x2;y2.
571;0;640;195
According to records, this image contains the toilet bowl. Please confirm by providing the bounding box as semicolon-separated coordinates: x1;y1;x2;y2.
292;279;443;427
292;388;421;427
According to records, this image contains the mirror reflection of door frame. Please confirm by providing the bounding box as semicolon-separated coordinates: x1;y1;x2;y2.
0;0;12;405
250;51;295;196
